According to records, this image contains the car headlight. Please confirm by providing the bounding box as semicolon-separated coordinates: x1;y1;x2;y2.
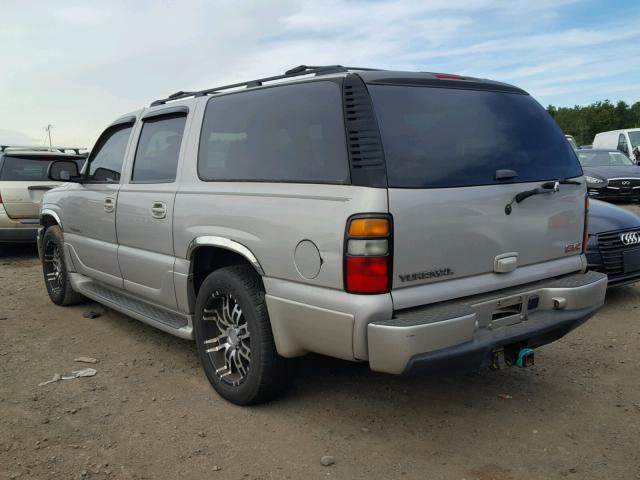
585;175;605;185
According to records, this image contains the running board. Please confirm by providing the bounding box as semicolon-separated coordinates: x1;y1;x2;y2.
70;274;193;340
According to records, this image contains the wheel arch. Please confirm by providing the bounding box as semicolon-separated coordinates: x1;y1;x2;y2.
40;209;62;229
187;236;265;298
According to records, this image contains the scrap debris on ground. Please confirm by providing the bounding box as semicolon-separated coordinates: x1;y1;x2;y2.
1;228;640;479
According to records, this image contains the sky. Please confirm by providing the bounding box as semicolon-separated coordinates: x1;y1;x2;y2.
1;0;639;148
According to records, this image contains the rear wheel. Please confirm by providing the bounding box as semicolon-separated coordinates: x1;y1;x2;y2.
193;265;295;405
42;226;84;306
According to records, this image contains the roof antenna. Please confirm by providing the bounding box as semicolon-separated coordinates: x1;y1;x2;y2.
43;124;54;151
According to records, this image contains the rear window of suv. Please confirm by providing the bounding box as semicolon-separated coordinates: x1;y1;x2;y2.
0;156;85;181
368;85;582;188
198;81;349;184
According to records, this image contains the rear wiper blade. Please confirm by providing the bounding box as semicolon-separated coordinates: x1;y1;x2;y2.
504;177;582;215
505;180;560;215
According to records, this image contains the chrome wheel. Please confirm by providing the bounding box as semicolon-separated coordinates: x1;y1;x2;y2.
43;240;64;295
202;292;251;386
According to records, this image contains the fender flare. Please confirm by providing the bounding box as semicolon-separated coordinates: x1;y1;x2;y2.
40;208;63;229
186;236;264;276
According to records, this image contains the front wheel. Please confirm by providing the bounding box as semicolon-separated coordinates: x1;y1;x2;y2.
41;226;84;306
193;265;296;405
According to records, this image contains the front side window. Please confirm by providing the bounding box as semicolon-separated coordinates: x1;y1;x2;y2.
629;131;640;149
88;124;133;183
369;85;582;188
132;115;186;183
198;81;349;184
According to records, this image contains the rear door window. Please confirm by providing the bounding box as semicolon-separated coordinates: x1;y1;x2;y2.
0;156;84;181
198;81;349;184
368;85;582;188
132;114;186;183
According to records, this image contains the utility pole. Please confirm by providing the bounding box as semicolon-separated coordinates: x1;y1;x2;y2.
44;124;54;151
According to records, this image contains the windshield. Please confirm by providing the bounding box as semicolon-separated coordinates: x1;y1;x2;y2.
577;150;634;167
0;156;85;181
629;131;640;149
368;85;582;188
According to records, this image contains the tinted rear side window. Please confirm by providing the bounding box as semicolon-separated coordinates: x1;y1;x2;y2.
368;85;582;188
132;115;186;183
0;156;84;181
198;81;349;183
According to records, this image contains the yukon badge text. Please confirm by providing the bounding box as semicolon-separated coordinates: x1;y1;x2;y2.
399;268;454;283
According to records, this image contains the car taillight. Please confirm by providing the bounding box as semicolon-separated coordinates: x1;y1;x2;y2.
583;196;589;253
344;215;392;294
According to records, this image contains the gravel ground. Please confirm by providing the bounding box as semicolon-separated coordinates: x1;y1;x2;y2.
2;221;640;479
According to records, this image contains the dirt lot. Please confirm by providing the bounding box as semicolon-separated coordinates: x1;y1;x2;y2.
2;237;640;479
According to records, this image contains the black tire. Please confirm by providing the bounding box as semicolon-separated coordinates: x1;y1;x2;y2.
41;226;85;306
193;265;296;405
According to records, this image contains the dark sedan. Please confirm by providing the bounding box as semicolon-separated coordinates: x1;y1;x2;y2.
587;199;640;287
577;149;640;201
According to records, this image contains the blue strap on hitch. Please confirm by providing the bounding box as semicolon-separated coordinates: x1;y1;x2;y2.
516;348;535;368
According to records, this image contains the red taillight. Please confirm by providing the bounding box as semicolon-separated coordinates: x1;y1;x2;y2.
344;215;392;294
345;256;389;293
433;73;466;80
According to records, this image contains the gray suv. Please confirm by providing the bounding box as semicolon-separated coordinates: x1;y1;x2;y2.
39;65;607;405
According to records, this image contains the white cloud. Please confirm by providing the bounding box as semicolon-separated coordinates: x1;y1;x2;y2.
0;0;638;146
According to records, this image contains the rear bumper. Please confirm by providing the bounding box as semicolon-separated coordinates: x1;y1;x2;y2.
367;271;607;374
0;227;38;243
0;205;39;243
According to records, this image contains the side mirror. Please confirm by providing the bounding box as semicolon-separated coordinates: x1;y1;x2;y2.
47;160;81;182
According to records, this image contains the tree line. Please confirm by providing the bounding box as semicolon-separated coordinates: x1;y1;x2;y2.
547;100;640;146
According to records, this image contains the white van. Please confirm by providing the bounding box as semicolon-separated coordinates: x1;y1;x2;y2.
593;128;640;163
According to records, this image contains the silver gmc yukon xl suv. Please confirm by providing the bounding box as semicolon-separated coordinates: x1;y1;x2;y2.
39;65;607;405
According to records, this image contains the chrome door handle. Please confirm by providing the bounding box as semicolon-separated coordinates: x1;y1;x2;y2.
151;201;167;219
103;197;115;213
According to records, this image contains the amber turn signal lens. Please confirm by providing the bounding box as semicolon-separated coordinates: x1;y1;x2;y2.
348;218;390;237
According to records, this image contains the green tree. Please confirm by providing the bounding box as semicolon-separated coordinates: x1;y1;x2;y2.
547;99;640;145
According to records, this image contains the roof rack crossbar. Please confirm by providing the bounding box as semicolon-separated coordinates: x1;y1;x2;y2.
150;65;381;107
1;145;87;154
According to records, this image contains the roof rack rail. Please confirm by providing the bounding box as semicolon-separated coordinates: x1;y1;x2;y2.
150;65;382;107
1;145;87;155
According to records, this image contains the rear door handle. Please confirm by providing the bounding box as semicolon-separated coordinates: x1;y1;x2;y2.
103;197;115;213
151;201;167;219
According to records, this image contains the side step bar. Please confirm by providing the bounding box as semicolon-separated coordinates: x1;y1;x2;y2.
70;274;194;340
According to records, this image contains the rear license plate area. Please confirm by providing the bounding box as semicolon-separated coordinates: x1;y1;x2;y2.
489;296;523;328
